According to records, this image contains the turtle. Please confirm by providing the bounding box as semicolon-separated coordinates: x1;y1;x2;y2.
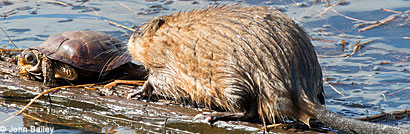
17;30;147;87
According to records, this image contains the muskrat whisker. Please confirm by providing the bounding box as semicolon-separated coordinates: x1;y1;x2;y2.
97;46;131;80
98;46;128;71
86;40;125;61
89;48;119;61
97;54;117;80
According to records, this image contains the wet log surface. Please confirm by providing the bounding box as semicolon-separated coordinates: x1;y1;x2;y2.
0;60;269;133
0;59;407;133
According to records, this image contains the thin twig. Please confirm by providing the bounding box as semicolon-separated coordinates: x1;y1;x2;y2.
323;0;330;6
0;49;23;52
119;2;138;14
104;80;145;88
341;39;346;51
327;82;410;85
54;0;71;6
354;109;409;122
0;25;19;48
0;84;95;124
9;106;83;126
381;8;402;14
344;40;375;58
105;125;108;134
388;87;410;96
359;15;397;32
331;9;375;23
163;118;168;133
254;123;298;133
105;20;135;31
1;9;16;19
310;37;338;43
109;125;117;133
315;0;343;17
319;40;375;58
324;80;345;96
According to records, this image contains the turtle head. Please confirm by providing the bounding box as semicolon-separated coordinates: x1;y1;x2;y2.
17;50;43;79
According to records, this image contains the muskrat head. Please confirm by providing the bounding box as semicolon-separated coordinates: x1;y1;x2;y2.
17;49;43;79
137;17;166;37
127;17;167;65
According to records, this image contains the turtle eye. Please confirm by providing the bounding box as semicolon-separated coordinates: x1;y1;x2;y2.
24;53;37;65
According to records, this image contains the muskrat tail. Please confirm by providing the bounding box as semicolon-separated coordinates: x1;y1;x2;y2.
315;106;409;134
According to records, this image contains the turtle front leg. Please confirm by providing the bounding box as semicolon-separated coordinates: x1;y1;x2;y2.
17;64;36;81
41;56;56;87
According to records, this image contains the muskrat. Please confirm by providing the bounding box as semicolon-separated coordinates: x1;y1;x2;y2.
127;5;409;133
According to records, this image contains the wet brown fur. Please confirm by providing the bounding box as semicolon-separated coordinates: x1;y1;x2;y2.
127;5;410;133
128;5;324;125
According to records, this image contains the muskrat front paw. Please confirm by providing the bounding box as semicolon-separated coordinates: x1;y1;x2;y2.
194;112;247;125
126;89;145;99
194;112;216;124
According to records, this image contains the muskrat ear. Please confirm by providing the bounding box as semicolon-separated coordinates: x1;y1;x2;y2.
139;17;166;36
150;17;166;31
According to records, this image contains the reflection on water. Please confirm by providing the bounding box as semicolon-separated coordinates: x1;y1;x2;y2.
0;0;409;133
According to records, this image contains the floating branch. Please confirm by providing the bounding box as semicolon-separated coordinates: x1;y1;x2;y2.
315;0;344;17
343;40;375;58
331;9;375;23
310;37;339;43
324;80;345;96
354;109;409;122
53;0;71;6
359;15;397;32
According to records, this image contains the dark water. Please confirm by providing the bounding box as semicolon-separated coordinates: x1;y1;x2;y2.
0;0;409;133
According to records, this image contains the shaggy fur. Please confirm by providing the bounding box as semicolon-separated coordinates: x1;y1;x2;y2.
128;5;324;125
128;5;410;133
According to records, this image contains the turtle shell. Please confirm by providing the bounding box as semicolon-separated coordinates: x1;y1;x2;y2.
31;31;132;72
